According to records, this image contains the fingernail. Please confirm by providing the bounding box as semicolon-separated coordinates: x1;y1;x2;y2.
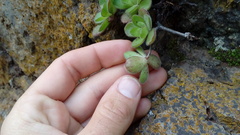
118;77;141;98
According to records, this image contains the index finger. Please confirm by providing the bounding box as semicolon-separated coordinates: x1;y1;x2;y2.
28;40;132;101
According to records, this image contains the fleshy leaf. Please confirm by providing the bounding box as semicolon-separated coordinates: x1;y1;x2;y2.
139;0;152;10
109;0;117;14
99;20;110;31
147;54;161;69
131;0;141;5
146;28;156;46
124;51;142;59
124;22;139;37
136;21;146;28
122;0;134;6
138;8;149;16
139;66;149;83
121;13;132;23
99;0;106;8
136;47;146;56
94;12;107;24
130;27;142;37
101;1;112;17
125;56;147;74
113;0;130;9
140;26;149;39
143;14;152;31
132;37;145;48
132;15;145;26
125;5;139;16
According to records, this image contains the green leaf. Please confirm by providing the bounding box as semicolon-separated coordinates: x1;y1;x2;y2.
109;0;117;14
125;5;139;16
124;51;142;59
139;66;149;83
140;26;149;39
139;0;152;10
99;0;106;8
122;0;134;6
125;56;147;74
101;1;112;17
147;54;161;69
132;37;145;48
143;14;152;31
130;27;142;37
132;15;145;26
124;22;139;37
136;21;146;28
94;12;107;24
131;0;141;5
146;28;156;46
113;0;130;9
99;20;110;31
136;47;146;56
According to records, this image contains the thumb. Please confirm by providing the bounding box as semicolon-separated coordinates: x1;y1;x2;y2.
79;75;141;135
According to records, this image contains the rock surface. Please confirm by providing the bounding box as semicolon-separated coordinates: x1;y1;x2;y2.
0;0;239;134
126;47;240;135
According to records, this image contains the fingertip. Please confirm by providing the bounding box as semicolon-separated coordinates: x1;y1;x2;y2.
134;98;151;122
142;67;167;96
80;75;141;135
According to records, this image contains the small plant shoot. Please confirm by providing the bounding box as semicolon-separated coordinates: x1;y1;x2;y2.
124;47;161;83
93;0;196;83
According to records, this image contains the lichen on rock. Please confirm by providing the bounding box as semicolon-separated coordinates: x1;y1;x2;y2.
129;48;240;134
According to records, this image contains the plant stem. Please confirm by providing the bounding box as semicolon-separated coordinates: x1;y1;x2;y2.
156;22;198;40
146;46;152;58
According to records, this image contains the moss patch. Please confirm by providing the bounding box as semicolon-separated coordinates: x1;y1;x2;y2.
209;48;240;66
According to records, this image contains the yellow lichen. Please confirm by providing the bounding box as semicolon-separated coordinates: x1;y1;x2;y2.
14;0;90;75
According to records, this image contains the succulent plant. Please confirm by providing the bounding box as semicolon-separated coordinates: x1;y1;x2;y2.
124;8;157;48
93;0;161;83
92;0;196;83
92;0;117;37
124;47;161;83
93;0;153;37
113;0;152;23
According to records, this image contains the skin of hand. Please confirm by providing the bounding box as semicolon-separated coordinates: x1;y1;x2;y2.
1;40;167;135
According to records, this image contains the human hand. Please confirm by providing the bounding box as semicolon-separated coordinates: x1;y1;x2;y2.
1;40;167;135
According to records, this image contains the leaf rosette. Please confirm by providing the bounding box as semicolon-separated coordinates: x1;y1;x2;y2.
124;9;157;48
124;47;161;83
92;0;117;37
112;0;152;23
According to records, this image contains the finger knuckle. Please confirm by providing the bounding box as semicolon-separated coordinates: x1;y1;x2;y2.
100;100;132;123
